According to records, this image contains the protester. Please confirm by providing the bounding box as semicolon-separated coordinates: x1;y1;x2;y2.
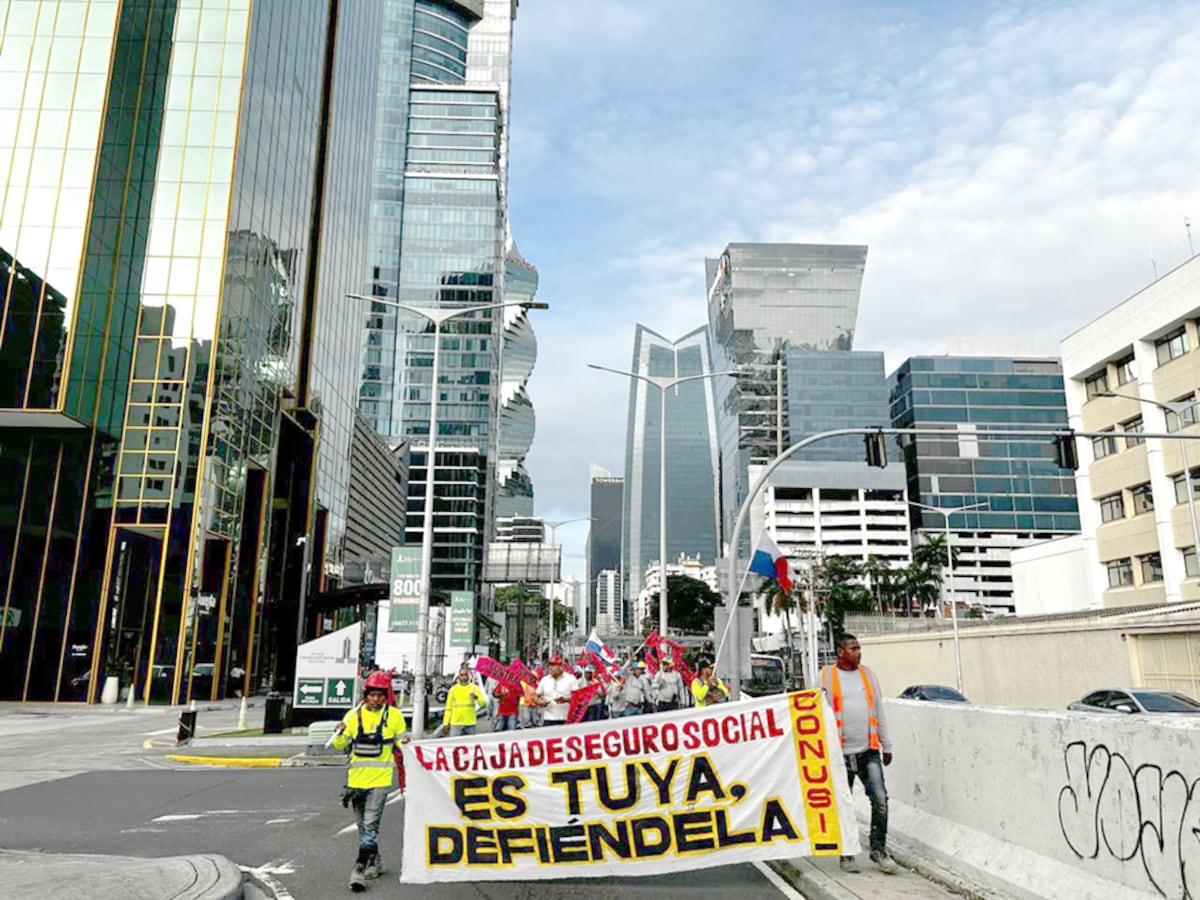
581;665;606;721
492;675;521;732
332;671;407;891
442;665;488;737
820;633;897;875
690;662;729;707
534;656;579;727
519;678;540;729
608;660;651;716
650;655;686;711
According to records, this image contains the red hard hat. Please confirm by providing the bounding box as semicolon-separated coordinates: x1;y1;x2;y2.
363;671;391;691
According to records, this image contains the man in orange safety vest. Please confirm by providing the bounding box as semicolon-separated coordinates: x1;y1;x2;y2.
820;633;897;876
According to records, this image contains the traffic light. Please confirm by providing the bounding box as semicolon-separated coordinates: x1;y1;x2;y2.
1054;432;1079;470
864;430;888;468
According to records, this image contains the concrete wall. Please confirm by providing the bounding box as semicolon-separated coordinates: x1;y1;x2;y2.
882;699;1200;900
861;621;1134;709
1012;534;1092;615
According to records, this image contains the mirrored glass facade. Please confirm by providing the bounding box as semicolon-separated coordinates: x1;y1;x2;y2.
359;0;524;598
0;0;388;703
706;243;868;550
622;325;721;610
889;355;1081;607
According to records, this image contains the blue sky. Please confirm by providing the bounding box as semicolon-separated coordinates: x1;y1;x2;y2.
505;0;1200;580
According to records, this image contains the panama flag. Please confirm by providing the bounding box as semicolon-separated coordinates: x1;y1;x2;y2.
748;531;793;593
584;629;617;666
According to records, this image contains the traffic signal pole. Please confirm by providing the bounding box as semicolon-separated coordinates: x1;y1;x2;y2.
721;425;1195;699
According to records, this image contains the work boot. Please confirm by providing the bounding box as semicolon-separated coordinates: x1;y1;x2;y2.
870;851;899;874
364;851;382;879
348;862;366;892
839;855;862;873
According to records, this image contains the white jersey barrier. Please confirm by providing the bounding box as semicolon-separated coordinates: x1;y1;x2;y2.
400;690;859;883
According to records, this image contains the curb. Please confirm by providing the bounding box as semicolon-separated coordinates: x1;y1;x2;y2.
166;754;283;768
768;858;856;900
241;866;297;900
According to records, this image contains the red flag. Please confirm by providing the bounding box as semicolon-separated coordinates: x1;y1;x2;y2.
476;656;520;686
508;658;533;685
644;630;661;648
567;682;603;723
644;650;659;676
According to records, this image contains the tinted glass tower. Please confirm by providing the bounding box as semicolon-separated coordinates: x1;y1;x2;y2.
0;0;387;703
706;243;868;551
358;0;528;598
621;325;721;608
889;354;1081;608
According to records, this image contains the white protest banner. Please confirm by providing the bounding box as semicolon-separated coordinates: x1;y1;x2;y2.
400;689;858;883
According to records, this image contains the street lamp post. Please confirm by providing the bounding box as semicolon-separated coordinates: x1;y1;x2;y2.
1099;390;1200;577
907;500;988;694
543;516;594;657
349;294;546;738
588;363;734;637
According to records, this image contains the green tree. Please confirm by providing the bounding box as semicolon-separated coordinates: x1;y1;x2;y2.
754;577;802;681
642;575;721;635
861;555;902;614
814;555;874;640
538;594;573;641
905;534;956;614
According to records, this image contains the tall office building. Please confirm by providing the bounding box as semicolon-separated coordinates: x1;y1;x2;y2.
587;464;623;633
621;325;721;609
495;240;538;519
755;351;910;573
889;349;1080;610
357;0;530;599
0;0;396;703
706;243;868;551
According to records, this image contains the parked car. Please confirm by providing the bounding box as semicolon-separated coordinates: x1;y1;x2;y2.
899;684;970;703
1067;688;1200;715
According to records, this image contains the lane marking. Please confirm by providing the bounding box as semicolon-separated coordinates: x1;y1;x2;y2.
152;814;203;822
753;861;808;900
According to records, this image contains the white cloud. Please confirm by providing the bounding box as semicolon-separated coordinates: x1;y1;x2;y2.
508;0;1200;578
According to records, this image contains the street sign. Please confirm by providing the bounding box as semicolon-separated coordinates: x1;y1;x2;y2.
296;678;324;707
293;622;360;709
448;591;475;652
326;677;353;707
388;547;421;633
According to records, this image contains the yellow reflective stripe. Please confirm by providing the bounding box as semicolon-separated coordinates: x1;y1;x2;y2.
350;759;395;768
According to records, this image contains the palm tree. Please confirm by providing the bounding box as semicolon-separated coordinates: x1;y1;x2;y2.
907;534;957;615
754;577;801;677
813;555;874;640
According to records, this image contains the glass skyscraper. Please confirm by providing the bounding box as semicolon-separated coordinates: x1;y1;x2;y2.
889;354;1081;608
622;325;721;609
0;0;394;703
706;243;868;550
357;0;532;599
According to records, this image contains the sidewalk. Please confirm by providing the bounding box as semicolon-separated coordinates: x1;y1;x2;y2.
0;848;244;900
774;826;1018;900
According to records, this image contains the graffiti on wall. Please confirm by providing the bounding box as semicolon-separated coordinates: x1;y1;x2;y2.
1057;740;1200;899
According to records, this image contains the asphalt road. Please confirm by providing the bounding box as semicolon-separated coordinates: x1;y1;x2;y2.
0;705;802;898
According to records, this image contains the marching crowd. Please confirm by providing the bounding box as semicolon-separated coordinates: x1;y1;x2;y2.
436;650;732;736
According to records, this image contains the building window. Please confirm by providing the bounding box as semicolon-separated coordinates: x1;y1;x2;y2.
1138;552;1163;583
1122;416;1145;448
1084;369;1109;399
1099;493;1125;522
1184;547;1199;578
1131;483;1155;514
1174;470;1200;504
1106;558;1133;587
1155;327;1189;366
1114;354;1136;385
1165;395;1198;432
1092;431;1118;459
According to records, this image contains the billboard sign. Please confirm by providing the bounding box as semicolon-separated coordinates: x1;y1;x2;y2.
389;546;422;633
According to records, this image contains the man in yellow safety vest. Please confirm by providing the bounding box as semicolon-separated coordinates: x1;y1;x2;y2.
332;670;407;891
820;633;897;876
442;665;488;736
